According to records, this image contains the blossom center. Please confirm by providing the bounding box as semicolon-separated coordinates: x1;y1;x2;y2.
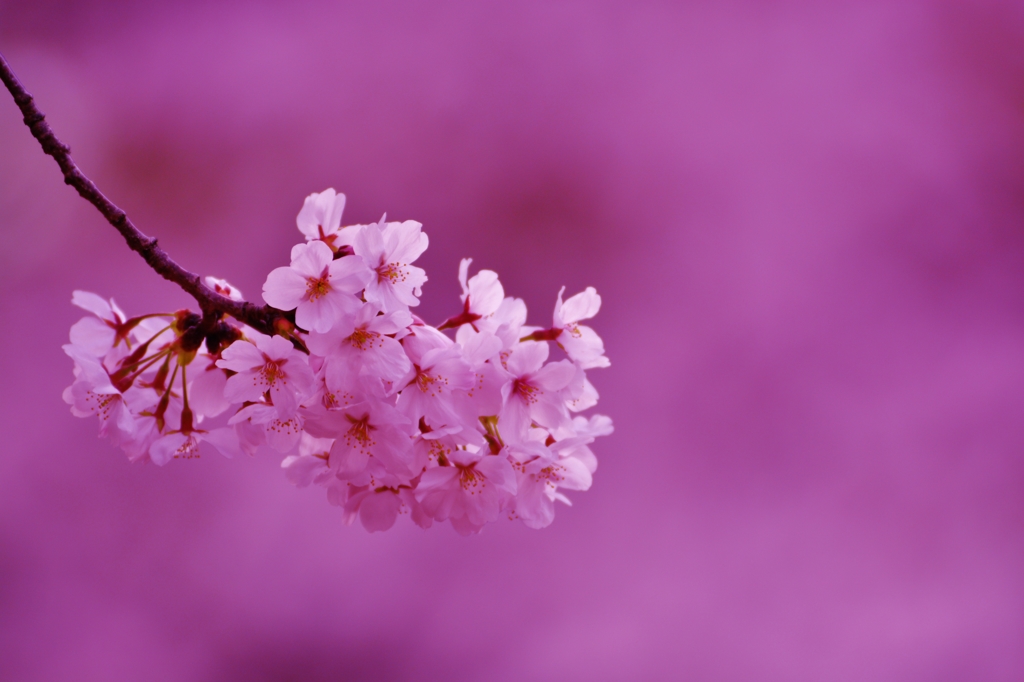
323;389;355;410
260;360;284;386
536;464;564;485
267;417;301;439
348;327;380;350
173;435;200;460
513;378;539;404
377;262;407;284
415;368;449;396
429;440;451;465
85;391;120;419
459;466;485;492
305;275;332;301
344;414;376;450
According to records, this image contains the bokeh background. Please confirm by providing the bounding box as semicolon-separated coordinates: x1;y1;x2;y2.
2;1;1023;680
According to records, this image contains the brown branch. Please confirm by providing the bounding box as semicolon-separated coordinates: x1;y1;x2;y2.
0;51;285;337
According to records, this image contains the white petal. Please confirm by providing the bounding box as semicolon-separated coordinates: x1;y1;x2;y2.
354;221;385;263
384;221;428;264
506;341;549;377
200;427;244;459
328;255;373;293
289;240;334;278
262;267;308;310
149;433;187;466
282;454;326;487
296;290;359;333
467;269;503;316
69;317;116;356
189;366;230;417
533;359;577;392
217;340;265;373
559;287;602;324
476;455;517;495
71;290;114;320
224;371;267;404
458;258;472;298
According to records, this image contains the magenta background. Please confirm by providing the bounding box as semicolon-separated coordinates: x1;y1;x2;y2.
2;2;1024;680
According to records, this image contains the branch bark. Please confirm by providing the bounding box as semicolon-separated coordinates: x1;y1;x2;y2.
0;51;285;337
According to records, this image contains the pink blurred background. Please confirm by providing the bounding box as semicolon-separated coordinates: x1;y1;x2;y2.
2;1;1023;679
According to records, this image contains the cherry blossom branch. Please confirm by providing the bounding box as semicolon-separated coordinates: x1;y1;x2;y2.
0;51;285;338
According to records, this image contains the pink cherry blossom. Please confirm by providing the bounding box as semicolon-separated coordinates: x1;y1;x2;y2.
64;190;611;534
229;402;305;453
63;339;181;463
281;432;334;488
262;240;371;333
354;216;429;312
482;295;529;350
187;354;231;418
149;427;244;466
415;448;517;535
296;188;346;245
453;325;508;418
557;414;613;474
499;341;579;441
398;326;476;429
69;290;129;357
551;286;609;369
508;434;596;529
63;343;137;447
439;259;505;330
458;258;504;317
412;422;485;476
307;302;413;391
303;398;416;484
218;331;315;418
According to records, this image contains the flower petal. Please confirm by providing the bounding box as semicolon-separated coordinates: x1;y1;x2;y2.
262;267;308;310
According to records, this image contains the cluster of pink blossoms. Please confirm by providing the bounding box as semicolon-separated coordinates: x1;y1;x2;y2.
63;189;612;534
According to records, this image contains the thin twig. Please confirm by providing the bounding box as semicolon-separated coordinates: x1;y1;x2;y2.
0;51;285;337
